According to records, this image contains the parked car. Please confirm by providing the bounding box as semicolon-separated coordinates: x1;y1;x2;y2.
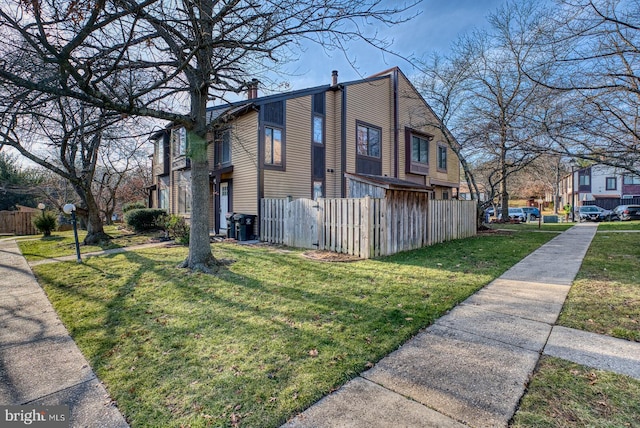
484;206;500;217
520;207;540;220
578;205;607;222
498;207;526;222
593;206;613;221
610;204;640;221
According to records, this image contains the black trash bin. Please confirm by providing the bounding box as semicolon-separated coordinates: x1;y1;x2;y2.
233;214;257;241
225;212;236;239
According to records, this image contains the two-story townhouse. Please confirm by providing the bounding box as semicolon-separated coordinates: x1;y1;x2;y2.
559;163;640;209
149;67;461;234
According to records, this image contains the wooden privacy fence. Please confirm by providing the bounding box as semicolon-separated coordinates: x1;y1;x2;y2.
0;211;37;235
260;197;476;258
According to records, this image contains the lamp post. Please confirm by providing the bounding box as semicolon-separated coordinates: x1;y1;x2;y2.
63;203;82;263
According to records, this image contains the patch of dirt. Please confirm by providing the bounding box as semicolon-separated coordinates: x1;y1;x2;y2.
302;250;362;262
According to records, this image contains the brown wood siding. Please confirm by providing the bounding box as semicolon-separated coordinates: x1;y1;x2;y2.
230;112;259;214
325;91;338;198
344;78;393;177
328;90;342;197
264;95;313;199
396;74;460;189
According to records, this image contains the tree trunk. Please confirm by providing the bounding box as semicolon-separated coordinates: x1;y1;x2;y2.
83;192;110;244
73;183;110;245
184;156;217;272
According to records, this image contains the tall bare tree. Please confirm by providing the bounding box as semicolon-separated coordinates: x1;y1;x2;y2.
523;0;640;174
0;0;417;272
0;92;149;243
416;1;550;221
93;131;151;225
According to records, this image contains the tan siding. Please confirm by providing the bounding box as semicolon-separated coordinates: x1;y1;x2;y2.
344;78;393;176
230;112;259;214
396;73;460;191
264;96;313;199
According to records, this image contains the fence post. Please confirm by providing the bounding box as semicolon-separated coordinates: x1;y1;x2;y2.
361;195;370;259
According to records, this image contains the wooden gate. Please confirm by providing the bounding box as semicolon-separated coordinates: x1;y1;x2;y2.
284;198;321;249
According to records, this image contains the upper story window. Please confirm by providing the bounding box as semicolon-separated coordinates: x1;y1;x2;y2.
156;139;164;167
356;123;381;158
264;126;283;166
356;121;382;175
263;100;285;170
578;170;591;186
623;174;640;185
606;177;617;190
405;129;431;175
215;129;231;166
172;127;187;157
437;144;447;171
313;116;324;145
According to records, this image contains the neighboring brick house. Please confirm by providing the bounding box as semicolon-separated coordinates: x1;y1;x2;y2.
149;67;461;234
558;163;640;209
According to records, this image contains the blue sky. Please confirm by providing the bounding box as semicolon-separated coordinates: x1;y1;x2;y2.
275;0;505;91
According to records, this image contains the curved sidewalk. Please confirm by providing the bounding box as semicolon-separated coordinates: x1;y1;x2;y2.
283;223;640;427
0;239;129;427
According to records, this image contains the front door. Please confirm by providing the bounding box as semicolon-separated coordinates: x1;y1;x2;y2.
219;182;229;231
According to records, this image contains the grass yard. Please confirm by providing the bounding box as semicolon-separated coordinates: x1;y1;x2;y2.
597;220;640;231
27;232;554;428
512;357;640;427
511;226;640;427
18;225;162;261
489;223;574;233
558;229;640;342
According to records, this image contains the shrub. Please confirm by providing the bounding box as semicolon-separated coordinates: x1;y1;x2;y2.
33;211;57;237
125;208;166;232
164;214;190;245
122;201;146;213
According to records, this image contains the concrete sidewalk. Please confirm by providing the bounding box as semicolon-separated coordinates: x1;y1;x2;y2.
283;223;640;428
0;239;129;427
28;241;169;267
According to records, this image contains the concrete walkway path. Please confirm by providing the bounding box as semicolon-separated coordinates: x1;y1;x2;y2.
28;241;169;267
283;223;640;428
0;239;129;427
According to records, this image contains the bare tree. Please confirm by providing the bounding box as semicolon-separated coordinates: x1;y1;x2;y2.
416;1;550;221
0;0;418;272
93;132;151;224
414;53;492;227
0;92;150;244
523;0;640;174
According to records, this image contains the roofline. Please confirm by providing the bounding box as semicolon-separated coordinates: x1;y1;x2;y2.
206;74;390;114
345;172;433;193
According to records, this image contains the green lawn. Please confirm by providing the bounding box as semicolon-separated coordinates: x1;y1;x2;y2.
27;232;554;428
489;223;574;233
512;357;640;427
18;225;162;261
511;227;640;427
597;220;640;231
